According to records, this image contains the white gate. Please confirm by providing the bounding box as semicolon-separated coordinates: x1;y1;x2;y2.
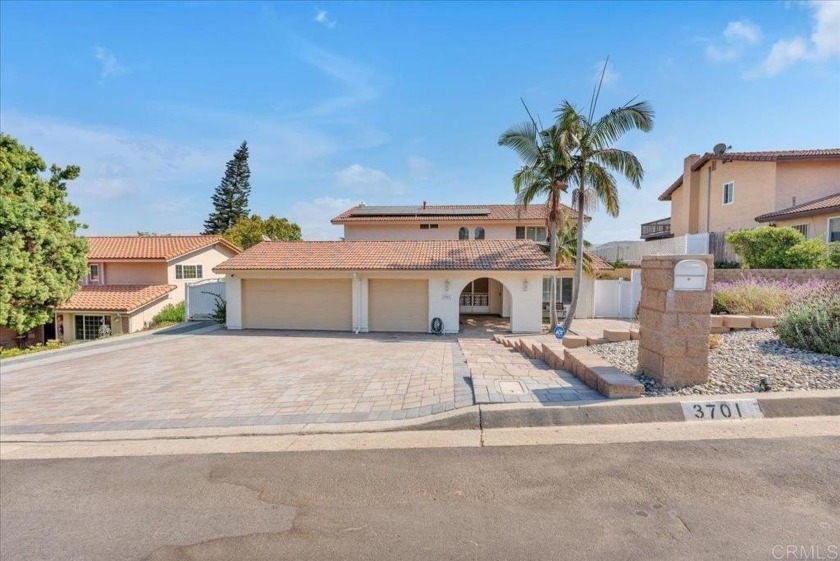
594;277;638;319
186;279;225;320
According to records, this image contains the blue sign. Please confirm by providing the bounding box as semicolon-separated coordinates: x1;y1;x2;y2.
553;325;566;339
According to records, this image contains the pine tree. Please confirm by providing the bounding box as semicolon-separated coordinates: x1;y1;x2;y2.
203;141;251;234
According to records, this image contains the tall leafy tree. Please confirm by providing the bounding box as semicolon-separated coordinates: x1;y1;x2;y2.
556;221;593;275
557;63;654;330
0;133;89;335
204;141;251;234
224;214;303;249
499;108;574;329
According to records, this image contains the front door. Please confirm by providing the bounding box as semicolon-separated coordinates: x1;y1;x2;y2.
459;278;490;314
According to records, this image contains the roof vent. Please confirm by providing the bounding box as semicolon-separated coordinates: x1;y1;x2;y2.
358;201;367;207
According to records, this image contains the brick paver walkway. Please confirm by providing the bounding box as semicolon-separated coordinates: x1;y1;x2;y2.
1;330;472;434
459;337;603;404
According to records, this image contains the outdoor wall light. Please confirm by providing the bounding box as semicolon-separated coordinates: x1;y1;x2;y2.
444;280;450;292
523;279;529;292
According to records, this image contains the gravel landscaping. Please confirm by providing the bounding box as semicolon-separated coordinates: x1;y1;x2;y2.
588;329;840;397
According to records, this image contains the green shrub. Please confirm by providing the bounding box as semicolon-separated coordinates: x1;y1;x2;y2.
713;278;830;315
152;301;185;325
826;242;840;269
0;339;64;360
726;227;804;269
208;294;226;324
785;238;829;269
777;283;840;356
714;260;740;269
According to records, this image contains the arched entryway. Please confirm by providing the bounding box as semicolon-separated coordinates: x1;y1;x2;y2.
458;277;512;334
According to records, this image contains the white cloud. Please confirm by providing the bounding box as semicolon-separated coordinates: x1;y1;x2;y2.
94;46;127;79
705;19;761;62
724;20;761;44
336;164;407;195
290;196;355;240
747;1;840;78
407;156;433;180
593;60;619;87
314;9;336;29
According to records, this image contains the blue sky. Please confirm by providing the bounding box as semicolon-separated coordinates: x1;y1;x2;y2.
2;1;838;243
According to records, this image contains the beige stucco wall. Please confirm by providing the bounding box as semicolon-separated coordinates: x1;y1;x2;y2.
104;262;168;285
166;244;238;302
694;160;777;234
668;158;839;237
774;213;840;241
774;160;840;211
342;221;552;241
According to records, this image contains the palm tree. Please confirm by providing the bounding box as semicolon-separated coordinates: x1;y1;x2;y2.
557;66;654;331
498;113;574;330
556;221;593;276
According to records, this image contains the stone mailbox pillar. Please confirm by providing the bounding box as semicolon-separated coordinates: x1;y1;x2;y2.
638;254;714;388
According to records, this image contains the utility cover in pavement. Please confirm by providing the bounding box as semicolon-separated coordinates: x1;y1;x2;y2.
497;381;526;395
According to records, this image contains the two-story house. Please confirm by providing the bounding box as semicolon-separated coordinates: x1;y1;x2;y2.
646;148;840;243
55;235;239;342
214;203;609;335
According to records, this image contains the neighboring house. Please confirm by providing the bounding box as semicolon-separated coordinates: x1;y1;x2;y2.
652;148;840;241
214;203;611;335
55;235;239;342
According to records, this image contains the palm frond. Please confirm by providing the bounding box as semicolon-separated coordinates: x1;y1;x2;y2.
585;162;620;216
591;100;655;148
498;121;540;165
592;148;645;188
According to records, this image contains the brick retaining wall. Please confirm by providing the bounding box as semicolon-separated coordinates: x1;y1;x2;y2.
714;269;840;283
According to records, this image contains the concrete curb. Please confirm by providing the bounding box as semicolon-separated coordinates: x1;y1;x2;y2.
4;391;838;444
479;390;840;429
0;407;482;443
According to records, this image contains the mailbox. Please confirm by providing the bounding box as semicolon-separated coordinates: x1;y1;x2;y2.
674;259;708;291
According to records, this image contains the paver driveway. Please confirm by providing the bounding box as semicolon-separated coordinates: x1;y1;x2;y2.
1;330;472;434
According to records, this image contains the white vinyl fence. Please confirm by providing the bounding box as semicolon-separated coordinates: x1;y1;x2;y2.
593;270;641;319
593;233;710;266
186;279;225;320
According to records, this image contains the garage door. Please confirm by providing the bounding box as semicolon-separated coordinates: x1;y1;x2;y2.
243;279;352;330
369;279;429;333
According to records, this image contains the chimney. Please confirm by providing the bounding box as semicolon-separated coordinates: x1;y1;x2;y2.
792;196;796;206
422;201;427;209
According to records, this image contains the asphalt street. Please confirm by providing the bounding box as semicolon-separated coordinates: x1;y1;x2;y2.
2;434;839;560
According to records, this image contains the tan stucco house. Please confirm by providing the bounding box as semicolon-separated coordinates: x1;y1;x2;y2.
55;235;239;342
651;148;840;242
216;203;610;335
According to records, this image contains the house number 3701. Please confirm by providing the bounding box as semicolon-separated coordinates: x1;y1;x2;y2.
680;399;763;421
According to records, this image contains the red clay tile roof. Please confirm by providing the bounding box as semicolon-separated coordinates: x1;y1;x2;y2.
86;235;240;261
56;285;176;313
557;253;613;271
755;192;840;222
215;240;559;271
331;203;584;224
659;148;840;201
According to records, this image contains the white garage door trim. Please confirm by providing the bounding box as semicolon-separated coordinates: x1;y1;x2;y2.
369;279;429;333
243;278;352;331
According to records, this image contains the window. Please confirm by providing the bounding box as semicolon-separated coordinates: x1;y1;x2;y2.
419;224;439;230
542;277;574;305
74;315;110;341
175;264;203;280
458;227;469;240
792;224;809;237
474;227;485;240
723;182;735;205
88;264;100;284
829;217;840;243
516;226;547;242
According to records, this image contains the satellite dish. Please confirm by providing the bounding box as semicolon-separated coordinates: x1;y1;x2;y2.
712;143;728;156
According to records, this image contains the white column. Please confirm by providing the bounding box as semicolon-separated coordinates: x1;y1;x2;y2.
226;276;242;329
